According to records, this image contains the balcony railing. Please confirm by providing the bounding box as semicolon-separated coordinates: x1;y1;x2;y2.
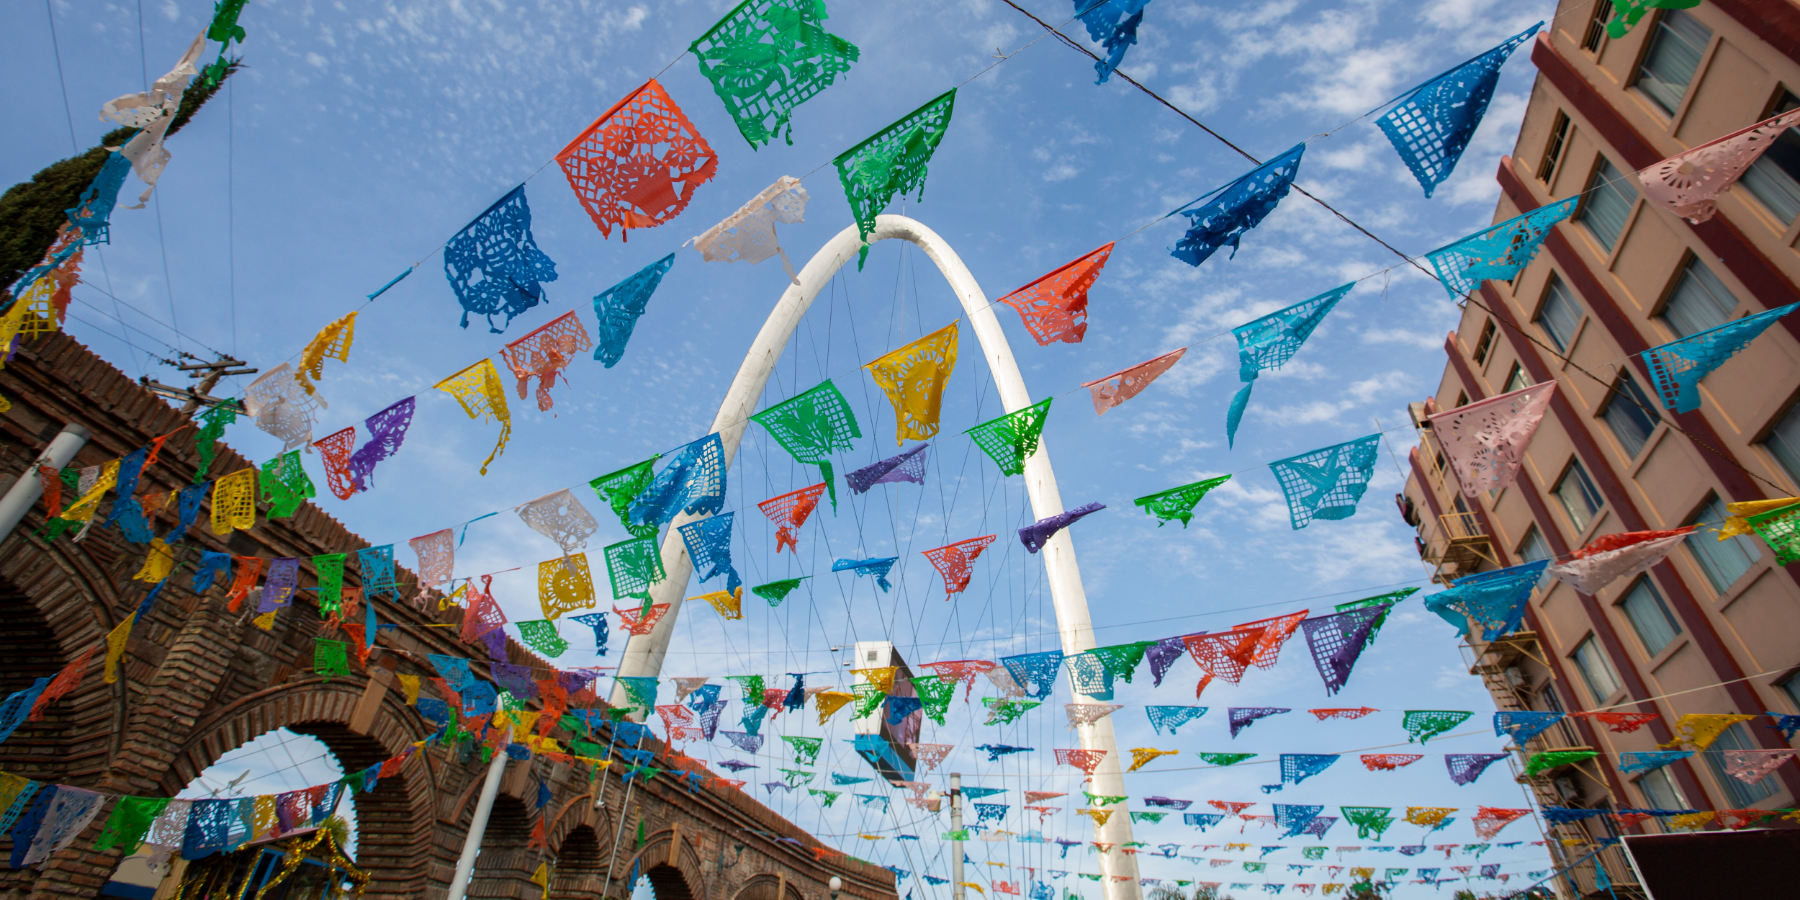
1421;511;1500;583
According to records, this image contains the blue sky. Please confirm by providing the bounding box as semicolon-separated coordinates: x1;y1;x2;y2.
4;0;1569;892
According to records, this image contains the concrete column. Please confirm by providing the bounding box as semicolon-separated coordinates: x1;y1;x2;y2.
447;733;512;900
0;423;90;541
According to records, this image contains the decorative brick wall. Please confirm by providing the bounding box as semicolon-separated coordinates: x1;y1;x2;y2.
0;333;896;900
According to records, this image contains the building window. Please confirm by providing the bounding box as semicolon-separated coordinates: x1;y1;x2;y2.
1660;258;1735;338
1518;526;1552;563
1761;400;1800;489
1472;319;1497;364
1619;578;1682;657
1636;767;1688;811
1687;496;1762;593
1572;636;1624;702
1539;110;1573;181
1578;158;1639;252
1504;363;1533;393
1602;372;1660;459
1555;461;1604;534
1634;10;1712;116
1582;1;1615;51
1781;671;1800;711
1739;91;1800;225
1705;723;1779;805
1537;276;1583;351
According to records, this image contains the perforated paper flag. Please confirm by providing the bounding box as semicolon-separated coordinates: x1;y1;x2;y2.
1548;529;1693;596
1640;109;1800;223
867;322;958;443
557;80;718;241
1376;24;1539;197
1084;347;1184;415
435;359;511;475
1428;383;1556;496
630;434;727;528
967;398;1051;477
690;0;859;148
833;90;956;267
347;397;415;493
502;311;591;412
1228;285;1351;446
518;489;600;558
1425;198;1578;299
593;254;676;368
604;538;666;602
922;535;997;599
998;245;1114;346
751;381;860;507
1075;1;1153;83
444;186;558;332
1424;561;1546;640
759;484;826;554
1269;434;1381;529
244;363;319;453
1171;145;1304;268
695;177;808;281
1135;475;1229;528
1644;301;1800;414
679;513;742;594
847;444;928;493
296;312;356;397
538;555;597;620
98;32;206;209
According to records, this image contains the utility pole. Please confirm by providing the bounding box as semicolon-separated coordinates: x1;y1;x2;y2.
139;351;256;414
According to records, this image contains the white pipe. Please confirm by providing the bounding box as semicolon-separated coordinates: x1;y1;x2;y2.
446;732;511;900
0;423;91;542
613;215;1138;899
950;772;964;900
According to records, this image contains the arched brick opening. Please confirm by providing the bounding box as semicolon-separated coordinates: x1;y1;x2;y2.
625;829;711;900
162;680;438;899
469;794;542;898
733;872;808;900
549;823;607;900
0;575;70;771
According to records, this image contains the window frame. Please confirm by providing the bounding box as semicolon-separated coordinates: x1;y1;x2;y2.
1539;110;1573;182
1656;256;1738;339
1581;1;1615;53
1599;371;1661;460
1780;671;1800;712
1518;525;1552;564
1631;9;1714;119
1576;156;1639;254
1554;460;1605;536
1760;395;1800;491
1504;363;1533;394
1738;89;1800;227
1685;495;1762;595
1617;576;1683;658
1571;635;1624;703
1702;722;1779;806
1634;766;1687;812
1472;319;1498;365
1536;275;1584;352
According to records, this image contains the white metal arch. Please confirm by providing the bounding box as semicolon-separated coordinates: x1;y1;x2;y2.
613;214;1140;898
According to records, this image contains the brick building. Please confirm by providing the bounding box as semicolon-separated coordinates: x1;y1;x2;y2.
1397;1;1800;893
0;331;896;900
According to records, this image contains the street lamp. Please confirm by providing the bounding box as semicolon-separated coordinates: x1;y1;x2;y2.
829;876;842;900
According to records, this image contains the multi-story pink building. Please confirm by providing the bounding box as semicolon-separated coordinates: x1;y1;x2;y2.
1398;1;1800;892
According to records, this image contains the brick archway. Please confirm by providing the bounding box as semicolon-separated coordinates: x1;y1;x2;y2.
625;828;710;900
732;872;809;900
159;678;438;897
0;333;902;900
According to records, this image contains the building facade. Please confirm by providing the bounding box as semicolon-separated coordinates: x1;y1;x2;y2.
1398;0;1800;893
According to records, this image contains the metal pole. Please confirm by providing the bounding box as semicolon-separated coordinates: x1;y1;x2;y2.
446;727;512;900
0;423;90;542
950;773;963;900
